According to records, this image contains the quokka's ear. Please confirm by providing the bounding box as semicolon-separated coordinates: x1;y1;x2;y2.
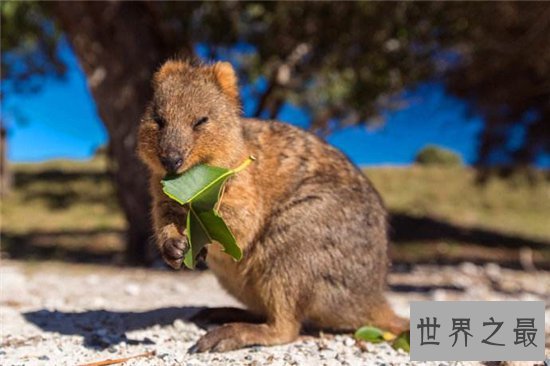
209;62;239;105
154;59;191;85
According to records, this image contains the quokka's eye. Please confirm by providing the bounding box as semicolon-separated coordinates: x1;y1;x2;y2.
153;115;166;128
193;116;209;129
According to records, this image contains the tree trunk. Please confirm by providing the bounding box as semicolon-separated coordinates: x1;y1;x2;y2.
0;121;11;196
54;2;192;264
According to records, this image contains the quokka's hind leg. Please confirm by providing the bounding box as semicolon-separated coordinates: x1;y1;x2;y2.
189;317;300;353
191;306;266;327
189;258;303;353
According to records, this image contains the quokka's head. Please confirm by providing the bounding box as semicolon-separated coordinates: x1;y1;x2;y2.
138;60;244;175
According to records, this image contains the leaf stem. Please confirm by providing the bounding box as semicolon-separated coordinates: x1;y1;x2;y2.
231;155;256;174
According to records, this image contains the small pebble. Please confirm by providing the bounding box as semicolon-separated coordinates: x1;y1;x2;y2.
124;283;140;296
343;337;355;347
85;275;100;285
484;262;501;279
320;349;338;359
460;261;478;276
173;319;186;331
171;283;189;294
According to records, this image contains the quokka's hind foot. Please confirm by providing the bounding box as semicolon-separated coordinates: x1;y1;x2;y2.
189;319;300;353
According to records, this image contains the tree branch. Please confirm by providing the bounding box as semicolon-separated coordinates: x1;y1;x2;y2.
253;43;311;118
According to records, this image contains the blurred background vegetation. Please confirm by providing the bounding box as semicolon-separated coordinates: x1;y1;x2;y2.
1;1;549;268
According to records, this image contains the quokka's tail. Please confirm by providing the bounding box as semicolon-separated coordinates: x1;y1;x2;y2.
369;302;410;335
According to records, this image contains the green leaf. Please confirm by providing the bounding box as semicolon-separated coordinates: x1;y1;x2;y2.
354;326;386;344
355;325;409;352
183;205;209;269
183;206;242;269
161;165;229;205
162;156;254;269
392;330;410;353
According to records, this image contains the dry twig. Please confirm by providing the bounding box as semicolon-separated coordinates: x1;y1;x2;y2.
78;350;156;366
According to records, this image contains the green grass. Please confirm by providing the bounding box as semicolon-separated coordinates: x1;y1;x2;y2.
1;158;125;235
1;158;549;265
364;166;550;240
1;158;125;261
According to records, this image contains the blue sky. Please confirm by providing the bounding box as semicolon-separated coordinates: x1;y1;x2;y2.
2;42;485;166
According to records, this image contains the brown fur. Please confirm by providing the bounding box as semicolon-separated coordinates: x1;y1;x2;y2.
138;60;408;352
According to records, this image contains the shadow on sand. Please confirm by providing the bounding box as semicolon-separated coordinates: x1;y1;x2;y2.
389;213;550;270
23;307;203;349
22;281;457;351
390;213;549;249
1;229;126;264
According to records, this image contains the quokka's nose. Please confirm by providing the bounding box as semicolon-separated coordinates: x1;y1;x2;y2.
160;155;183;173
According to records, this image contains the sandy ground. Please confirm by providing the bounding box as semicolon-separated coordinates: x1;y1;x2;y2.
1;259;548;366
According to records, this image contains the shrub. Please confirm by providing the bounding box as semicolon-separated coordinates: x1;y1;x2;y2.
415;145;463;166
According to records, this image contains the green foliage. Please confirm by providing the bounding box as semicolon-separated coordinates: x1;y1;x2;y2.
355;326;410;352
415;145;463;166
441;3;550;164
2;2;549;164
354;326;389;344
1;1;65;94
161;157;254;269
392;331;411;352
196;2;447;128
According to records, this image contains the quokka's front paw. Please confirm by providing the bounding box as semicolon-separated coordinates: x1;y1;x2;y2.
158;230;189;269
